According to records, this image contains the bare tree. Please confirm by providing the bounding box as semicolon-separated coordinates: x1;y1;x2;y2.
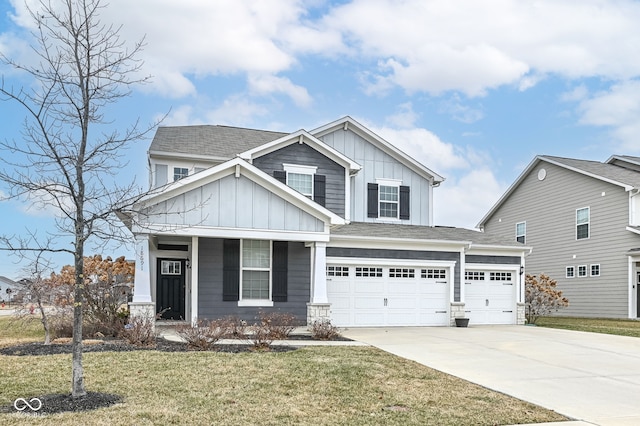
0;0;154;397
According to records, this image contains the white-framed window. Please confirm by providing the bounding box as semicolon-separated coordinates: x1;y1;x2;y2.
240;240;271;301
490;272;512;281
566;266;575;278
379;185;399;218
465;271;485;281
173;167;188;181
576;207;590;240
578;265;587;277
422;269;447;279
283;164;317;199
327;266;349;277
161;260;181;275
355;267;383;277
516;222;526;244
590;264;600;277
389;268;415;278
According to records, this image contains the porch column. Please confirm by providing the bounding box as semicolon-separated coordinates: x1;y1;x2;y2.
129;234;155;321
307;242;331;326
190;236;199;325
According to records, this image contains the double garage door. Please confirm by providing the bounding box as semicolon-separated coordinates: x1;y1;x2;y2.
465;270;516;325
326;262;451;327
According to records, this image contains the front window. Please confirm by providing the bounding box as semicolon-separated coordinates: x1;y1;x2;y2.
576;207;590;240
516;222;526;244
173;167;188;181
241;240;271;300
379;185;399;218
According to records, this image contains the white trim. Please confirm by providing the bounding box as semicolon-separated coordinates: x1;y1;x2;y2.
326;256;456;269
238;300;274;307
465;264;520;272
515;221;526;244
375;178;402;186
239;239;272;303
590;263;600;277
190;236;199;324
132;235;152;304
576;206;590;240
134;225;330;242
283;163;317;174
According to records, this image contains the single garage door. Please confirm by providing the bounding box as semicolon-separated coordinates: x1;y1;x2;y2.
464;270;516;324
327;264;450;326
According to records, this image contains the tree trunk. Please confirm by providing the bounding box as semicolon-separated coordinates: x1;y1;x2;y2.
72;250;86;398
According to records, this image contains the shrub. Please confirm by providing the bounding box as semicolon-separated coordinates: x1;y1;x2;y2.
176;319;232;350
122;315;157;347
311;319;341;340
525;273;569;324
258;311;299;339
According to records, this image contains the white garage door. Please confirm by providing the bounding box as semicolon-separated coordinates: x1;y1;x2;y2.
465;270;516;325
327;263;450;326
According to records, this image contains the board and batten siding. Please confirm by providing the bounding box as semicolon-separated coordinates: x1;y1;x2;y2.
252;142;346;217
143;174;325;233
318;129;432;225
483;161;639;318
197;239;310;322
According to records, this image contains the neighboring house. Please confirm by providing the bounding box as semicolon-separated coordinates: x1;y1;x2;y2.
122;116;528;327
478;155;640;319
0;276;18;302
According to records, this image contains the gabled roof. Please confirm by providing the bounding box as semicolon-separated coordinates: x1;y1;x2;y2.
477;155;640;229
149;125;287;160
311;116;445;184
331;222;527;250
133;157;346;228
239;129;362;174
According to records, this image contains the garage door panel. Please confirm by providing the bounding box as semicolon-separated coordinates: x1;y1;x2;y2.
354;296;384;309
465;270;516;325
354;281;384;292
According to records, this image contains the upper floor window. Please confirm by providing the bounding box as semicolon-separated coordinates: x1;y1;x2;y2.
274;164;326;207
368;180;410;220
516;222;526;244
576;207;590;240
173;167;188;181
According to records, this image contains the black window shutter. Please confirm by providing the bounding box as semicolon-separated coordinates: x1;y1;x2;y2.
222;239;240;301
314;174;326;207
273;170;286;184
272;241;288;302
399;185;410;220
367;183;378;218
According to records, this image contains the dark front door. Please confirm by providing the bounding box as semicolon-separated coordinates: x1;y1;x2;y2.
156;258;186;320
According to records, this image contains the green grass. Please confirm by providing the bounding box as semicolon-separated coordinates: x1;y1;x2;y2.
536;316;640;337
0;315;45;346
0;317;567;425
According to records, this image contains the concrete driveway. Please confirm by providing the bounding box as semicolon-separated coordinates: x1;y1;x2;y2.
342;325;640;426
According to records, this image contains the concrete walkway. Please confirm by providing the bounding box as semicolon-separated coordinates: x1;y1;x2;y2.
341;325;640;426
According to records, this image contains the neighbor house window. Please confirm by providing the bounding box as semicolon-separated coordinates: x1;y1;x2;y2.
578;265;587;277
576;207;590;240
516;222;526;244
173;167;188;181
566;266;575;278
241;240;271;300
590;264;600;277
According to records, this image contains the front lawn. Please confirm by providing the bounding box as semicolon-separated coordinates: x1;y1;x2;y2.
0;317;567;425
535;316;640;338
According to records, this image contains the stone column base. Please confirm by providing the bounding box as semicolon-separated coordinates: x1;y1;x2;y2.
450;302;466;327
129;302;156;330
306;303;331;328
517;302;526;325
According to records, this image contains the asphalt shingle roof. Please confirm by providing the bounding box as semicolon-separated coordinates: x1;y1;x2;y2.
331;222;524;247
149;125;288;159
541;155;640;189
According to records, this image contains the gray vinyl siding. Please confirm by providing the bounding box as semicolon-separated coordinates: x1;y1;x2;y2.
198;239;310;323
143;174;325;233
466;255;521;265
318;129;431;225
155;164;168;188
252;143;346;217
483;161;638;318
326;247;461;301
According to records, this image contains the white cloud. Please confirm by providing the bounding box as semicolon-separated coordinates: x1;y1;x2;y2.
575;80;640;153
248;74;312;107
204;95;270;127
438;95;484;124
386;103;419;128
434;168;505;228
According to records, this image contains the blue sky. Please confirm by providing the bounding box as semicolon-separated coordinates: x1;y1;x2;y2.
1;0;640;280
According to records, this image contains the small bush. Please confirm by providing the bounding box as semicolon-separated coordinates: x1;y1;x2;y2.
122;315;157;347
176;319;232;350
248;320;274;351
311;319;341;340
258;311;299;339
223;316;247;339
